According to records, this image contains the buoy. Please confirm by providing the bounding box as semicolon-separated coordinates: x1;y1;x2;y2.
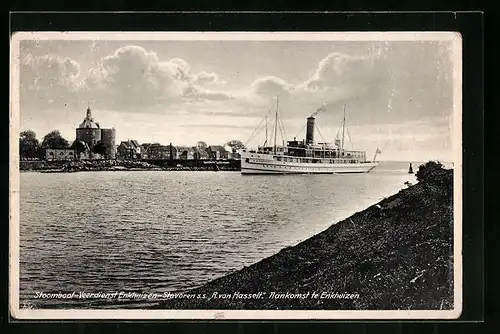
408;163;414;174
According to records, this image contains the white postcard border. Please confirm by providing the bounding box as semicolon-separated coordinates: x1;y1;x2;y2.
9;31;463;320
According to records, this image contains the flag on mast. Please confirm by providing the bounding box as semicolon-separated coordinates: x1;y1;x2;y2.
372;147;382;162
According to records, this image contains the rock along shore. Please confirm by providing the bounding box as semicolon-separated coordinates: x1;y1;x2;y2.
149;162;454;310
19;159;240;172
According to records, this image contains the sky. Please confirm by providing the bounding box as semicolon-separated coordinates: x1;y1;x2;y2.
15;34;459;161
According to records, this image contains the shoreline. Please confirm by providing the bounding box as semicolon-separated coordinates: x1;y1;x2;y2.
142;162;454;310
21;168;239;173
19;159;241;173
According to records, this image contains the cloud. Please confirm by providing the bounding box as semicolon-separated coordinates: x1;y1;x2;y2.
20;54;83;108
218;51;384;122
301;52;381;92
196;109;264;118
81;45;231;110
83;46;186;109
21;54;81;88
192;71;225;85
247;50;384;99
163;57;193;82
19;45;386;119
240;43;452;125
240;50;387;117
161;58;225;85
250;76;295;97
179;123;255;130
182;84;234;101
19;41;453;131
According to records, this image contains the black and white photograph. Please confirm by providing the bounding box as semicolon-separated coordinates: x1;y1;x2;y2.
10;32;462;319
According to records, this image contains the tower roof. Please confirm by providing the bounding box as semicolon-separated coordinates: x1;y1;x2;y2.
78;105;100;129
78;120;100;129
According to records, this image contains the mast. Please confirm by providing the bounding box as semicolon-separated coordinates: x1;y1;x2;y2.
372;147;381;162
341;104;346;157
274;96;279;154
264;115;268;147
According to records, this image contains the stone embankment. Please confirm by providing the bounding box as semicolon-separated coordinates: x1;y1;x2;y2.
19;159;239;172
20;160;160;172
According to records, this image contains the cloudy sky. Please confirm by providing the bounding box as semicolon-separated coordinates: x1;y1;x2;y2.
15;34;458;161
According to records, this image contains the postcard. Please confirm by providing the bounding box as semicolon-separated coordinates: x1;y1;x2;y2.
10;31;462;319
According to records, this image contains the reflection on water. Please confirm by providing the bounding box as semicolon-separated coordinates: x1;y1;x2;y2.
19;161;418;308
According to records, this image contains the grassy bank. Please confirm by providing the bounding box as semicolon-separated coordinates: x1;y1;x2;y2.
151;161;454;310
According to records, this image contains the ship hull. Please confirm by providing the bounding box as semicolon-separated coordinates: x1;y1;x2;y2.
241;152;378;175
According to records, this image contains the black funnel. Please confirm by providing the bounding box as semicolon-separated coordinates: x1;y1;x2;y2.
306;117;315;145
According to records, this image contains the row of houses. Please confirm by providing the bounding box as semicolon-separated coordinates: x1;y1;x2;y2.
45;141;240;162
45;147;108;162
116;141;239;160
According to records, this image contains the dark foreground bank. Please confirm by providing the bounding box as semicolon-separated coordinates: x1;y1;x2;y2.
150;161;454;310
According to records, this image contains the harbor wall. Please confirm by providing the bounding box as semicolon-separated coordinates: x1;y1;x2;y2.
143;159;240;170
19;159;241;172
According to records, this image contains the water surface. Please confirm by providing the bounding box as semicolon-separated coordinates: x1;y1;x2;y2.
19;161;419;308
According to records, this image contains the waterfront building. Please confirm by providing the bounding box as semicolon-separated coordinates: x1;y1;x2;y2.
45;148;77;161
143;143;177;160
192;147;209;160
117;140;144;160
141;143;154;159
177;146;195;160
207;145;229;160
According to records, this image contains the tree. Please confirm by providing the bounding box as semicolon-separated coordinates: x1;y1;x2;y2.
415;161;453;198
19;130;40;159
416;161;447;183
197;141;208;150
41;130;70;149
226;139;245;152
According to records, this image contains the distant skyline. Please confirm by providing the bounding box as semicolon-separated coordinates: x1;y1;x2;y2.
14;33;460;161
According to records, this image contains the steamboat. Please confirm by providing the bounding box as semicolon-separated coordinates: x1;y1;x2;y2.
241;99;380;175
